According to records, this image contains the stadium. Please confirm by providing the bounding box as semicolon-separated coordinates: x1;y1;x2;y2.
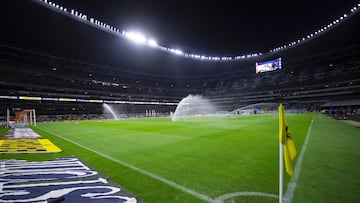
1;1;360;202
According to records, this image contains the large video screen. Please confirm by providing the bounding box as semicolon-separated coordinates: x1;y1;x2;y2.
256;57;282;73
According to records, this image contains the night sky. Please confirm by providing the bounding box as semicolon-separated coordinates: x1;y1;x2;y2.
1;0;360;76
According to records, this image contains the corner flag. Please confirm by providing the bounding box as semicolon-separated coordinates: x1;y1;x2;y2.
279;104;297;176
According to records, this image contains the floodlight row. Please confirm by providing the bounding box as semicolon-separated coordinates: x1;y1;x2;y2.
270;4;360;53
34;0;360;61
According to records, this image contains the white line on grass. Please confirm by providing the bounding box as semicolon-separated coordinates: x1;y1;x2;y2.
36;127;213;203
212;191;278;203
284;114;315;203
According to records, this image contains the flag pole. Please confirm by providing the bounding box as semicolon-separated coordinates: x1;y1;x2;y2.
279;141;284;203
6;108;10;128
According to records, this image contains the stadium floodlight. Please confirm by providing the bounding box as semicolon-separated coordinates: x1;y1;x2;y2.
31;0;360;62
147;39;157;47
170;49;183;55
124;31;147;44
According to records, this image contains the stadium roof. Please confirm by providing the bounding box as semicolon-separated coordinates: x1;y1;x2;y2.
1;1;360;76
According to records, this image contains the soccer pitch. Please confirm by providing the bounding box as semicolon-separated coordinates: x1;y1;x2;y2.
2;113;360;202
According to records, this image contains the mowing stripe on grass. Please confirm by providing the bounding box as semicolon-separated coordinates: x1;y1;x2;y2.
36;127;213;202
284;114;315;203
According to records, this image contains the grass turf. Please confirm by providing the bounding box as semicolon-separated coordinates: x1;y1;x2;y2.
292;114;360;203
1;113;359;202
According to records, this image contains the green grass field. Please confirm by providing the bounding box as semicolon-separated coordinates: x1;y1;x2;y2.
1;113;360;202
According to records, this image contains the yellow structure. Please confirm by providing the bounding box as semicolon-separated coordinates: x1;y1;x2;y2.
0;139;61;153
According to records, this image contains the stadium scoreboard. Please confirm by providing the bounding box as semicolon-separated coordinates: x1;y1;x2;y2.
256;57;282;73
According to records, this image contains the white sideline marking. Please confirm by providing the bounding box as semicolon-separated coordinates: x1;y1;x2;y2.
284;114;315;203
36;127;213;203
212;191;278;203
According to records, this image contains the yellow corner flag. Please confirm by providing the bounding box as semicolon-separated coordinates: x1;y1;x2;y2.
279;104;297;176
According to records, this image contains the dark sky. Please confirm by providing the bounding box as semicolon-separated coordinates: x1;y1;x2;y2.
1;0;360;76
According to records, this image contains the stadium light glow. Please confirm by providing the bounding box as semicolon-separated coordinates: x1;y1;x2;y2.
147;39;158;47
171;49;183;55
32;0;360;61
124;31;147;44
